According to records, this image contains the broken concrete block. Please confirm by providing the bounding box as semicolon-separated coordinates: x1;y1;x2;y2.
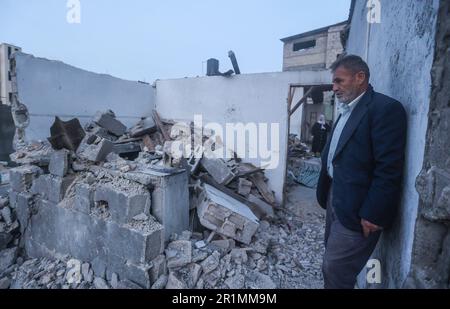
150;254;167;284
113;142;142;155
238;178;252;197
210;239;235;254
245;271;276;289
186;263;202;288
23;199;162;288
249;173;276;205
90;126;118;142
247;194;275;219
202;267;221;287
76;135;114;162
9;165;43;192
31;174;75;203
201;157;235;185
1;206;13;225
7;190;17;209
0;233;12;250
225;274;245;289
137;168;189;242
13;192;33;237
94;110;127;137
109;216;164;263
200;251;220;274
47;117;86;152
49;149;71;177
197;184;259;245
165;271;187;289
0;246;18;273
151;274;168;289
165;240;192;269
110;272;119;289
230;248;249;264
73;183;94;214
94;277;110;289
0;277;11;289
94;183;150;224
117;279;143;289
91;257;107;279
195;240;206;249
179;230;192;241
129;117;156;137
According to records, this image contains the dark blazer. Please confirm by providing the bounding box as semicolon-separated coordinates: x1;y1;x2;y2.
316;84;407;231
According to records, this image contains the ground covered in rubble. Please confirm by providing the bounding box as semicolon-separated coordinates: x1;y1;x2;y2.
0;183;325;289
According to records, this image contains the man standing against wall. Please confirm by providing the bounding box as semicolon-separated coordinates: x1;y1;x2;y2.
316;55;407;288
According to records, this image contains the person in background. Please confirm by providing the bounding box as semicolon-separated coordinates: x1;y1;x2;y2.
311;114;330;155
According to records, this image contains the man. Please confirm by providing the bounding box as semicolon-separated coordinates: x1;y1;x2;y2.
316;55;407;289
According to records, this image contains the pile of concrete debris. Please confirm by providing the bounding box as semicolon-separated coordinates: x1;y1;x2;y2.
0;195;20;287
0;109;286;289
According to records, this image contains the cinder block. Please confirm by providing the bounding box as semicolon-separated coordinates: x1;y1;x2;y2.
31;174;76;203
8;190;18;209
73;183;93;214
49;149;71;177
93;110;127;137
150;254;167;283
141;169;189;242
9;165;43;192
23;196;160;288
94;184;150;224
106;216;164;264
15;192;34;236
197;184;259;245
76;134;114;162
200;157;235;185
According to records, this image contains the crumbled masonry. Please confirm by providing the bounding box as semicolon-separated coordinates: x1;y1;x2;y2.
0;109;325;289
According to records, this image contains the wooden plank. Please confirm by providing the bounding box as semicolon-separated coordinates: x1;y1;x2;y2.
142;134;156;152
152;110;171;141
289;86;315;116
249;172;276;206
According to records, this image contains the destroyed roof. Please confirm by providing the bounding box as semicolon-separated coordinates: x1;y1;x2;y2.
280;21;347;43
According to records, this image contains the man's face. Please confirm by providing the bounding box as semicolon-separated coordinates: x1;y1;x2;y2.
332;66;365;104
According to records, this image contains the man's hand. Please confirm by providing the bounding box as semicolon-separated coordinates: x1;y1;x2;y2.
361;219;382;238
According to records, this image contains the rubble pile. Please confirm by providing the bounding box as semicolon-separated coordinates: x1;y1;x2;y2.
160;212;324;289
0;109;325;289
288;134;310;158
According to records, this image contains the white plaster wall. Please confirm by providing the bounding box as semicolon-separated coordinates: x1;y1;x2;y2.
347;0;440;288
155;71;332;204
289;87;304;138
14;53;155;142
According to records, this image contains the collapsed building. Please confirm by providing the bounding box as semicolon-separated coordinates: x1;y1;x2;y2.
1;0;449;290
3;108;280;288
0;44;331;288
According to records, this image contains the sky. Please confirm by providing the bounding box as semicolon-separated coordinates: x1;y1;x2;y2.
1;0;351;82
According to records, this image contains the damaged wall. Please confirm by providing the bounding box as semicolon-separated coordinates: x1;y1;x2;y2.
155;70;332;204
13;52;156;142
346;0;440;288
405;0;450;289
0;104;15;163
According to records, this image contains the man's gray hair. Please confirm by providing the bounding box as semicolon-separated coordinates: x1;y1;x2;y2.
330;54;370;81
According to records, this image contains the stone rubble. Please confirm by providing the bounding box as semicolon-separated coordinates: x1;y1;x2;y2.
0;109;326;289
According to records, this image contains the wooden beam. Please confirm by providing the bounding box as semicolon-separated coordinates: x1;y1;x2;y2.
152;110;171;141
289;86;315;116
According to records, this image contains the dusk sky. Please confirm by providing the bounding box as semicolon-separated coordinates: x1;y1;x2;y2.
1;0;351;82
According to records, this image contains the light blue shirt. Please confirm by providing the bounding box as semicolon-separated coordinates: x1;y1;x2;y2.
327;91;366;178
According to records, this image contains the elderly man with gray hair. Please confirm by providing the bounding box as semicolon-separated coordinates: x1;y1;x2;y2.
316;55;407;288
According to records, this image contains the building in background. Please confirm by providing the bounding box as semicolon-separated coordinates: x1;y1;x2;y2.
0;43;21;106
281;22;347;145
281;21;347;72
